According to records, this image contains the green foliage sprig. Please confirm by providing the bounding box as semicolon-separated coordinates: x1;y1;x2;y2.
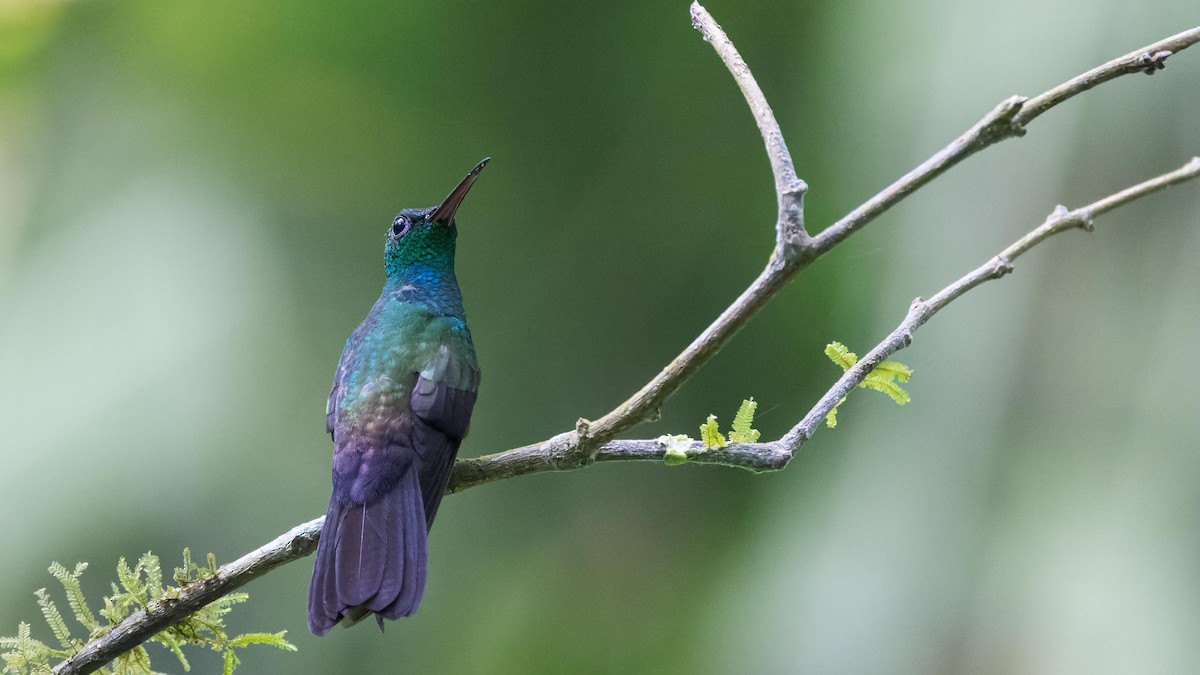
699;398;761;449
656;398;761;467
698;415;726;449
1;550;296;675
824;341;913;428
729;398;761;444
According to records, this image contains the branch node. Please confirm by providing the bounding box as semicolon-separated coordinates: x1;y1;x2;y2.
776;181;812;257
575;417;592;438
1139;50;1173;74
981;95;1029;141
782;179;808;197
1048;203;1070;220
990;255;1015;278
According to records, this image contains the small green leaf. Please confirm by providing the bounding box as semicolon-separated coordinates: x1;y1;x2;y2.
873;360;913;382
825;396;846;429
823;341;913;428
48;563;97;635
728;398;760;444
34;589;73;654
228;632;297;651
861;371;911;405
699;415;727;449
824;341;857;370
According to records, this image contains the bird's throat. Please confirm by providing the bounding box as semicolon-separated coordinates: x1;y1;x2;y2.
385;263;465;318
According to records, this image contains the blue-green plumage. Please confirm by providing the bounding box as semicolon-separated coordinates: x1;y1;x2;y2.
309;159;487;636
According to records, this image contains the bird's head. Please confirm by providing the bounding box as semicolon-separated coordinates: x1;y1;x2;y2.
385;158;488;277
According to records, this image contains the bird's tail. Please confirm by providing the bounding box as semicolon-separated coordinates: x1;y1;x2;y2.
308;467;428;636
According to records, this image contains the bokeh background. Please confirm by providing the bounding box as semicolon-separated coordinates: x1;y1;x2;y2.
3;0;1199;673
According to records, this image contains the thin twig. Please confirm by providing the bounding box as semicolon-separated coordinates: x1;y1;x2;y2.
573;2;814;456
810;96;1027;252
782;156;1200;450
812;26;1200;253
43;5;1200;671
690;1;809;252
1015;27;1200;125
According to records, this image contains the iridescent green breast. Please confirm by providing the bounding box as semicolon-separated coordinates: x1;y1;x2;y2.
336;298;476;430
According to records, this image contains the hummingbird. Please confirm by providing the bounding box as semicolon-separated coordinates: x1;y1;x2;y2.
308;159;487;635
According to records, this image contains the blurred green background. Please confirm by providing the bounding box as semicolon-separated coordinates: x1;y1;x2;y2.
2;0;1199;673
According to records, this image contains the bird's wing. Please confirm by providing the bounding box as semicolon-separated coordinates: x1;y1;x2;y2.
326;333;360;437
326;366;344;437
409;342;480;525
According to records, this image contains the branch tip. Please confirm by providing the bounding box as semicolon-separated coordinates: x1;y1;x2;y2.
689;3;712;39
693;0;806;239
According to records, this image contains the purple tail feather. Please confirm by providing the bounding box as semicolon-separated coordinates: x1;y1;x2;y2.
308;467;428;636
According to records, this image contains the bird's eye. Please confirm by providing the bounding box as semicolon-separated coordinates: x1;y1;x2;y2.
391;215;411;237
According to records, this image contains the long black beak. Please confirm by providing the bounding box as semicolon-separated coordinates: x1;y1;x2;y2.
428;157;490;223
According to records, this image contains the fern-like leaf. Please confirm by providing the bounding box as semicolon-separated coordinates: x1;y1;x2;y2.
825;396;846;429
159;634;189;673
4;551;296;675
0;621;52;675
699;415;727;449
824;341;857;370
228;632;297;651
33;590;73;656
728;398;760;444
861;372;911;405
115;557;147;610
823;341;913;427
872;360;913;382
139;553;163;602
48;563;97;635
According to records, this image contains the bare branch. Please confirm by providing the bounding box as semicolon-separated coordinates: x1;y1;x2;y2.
812;26;1200;253
811;96;1027;252
689;1;809;252
782;156;1200;449
504;2;818;471
1015;27;1200;125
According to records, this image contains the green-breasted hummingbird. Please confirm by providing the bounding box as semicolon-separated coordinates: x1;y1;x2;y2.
308;159;486;635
